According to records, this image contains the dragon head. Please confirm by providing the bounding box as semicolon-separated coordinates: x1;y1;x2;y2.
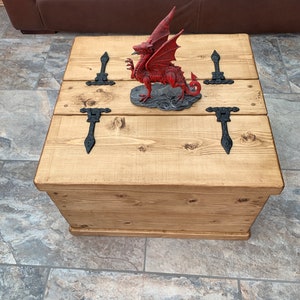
132;41;154;56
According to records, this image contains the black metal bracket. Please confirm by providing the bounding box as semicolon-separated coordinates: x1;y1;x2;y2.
204;50;234;85
206;106;239;154
80;107;111;153
86;52;115;86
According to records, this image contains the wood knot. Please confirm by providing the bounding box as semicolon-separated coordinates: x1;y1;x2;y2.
87;99;96;106
256;91;262;100
187;199;198;204
241;132;256;143
95;88;113;101
237;198;249;203
138;145;147;152
115;193;127;198
112;117;126;129
184;143;199;150
81;98;96;107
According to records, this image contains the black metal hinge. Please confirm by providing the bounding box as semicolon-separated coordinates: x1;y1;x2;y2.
204;50;234;85
86;52;115;86
80;107;111;153
206;106;239;154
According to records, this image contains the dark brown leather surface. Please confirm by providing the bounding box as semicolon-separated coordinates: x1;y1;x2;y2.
3;0;300;34
3;0;45;31
199;0;300;33
38;0;199;34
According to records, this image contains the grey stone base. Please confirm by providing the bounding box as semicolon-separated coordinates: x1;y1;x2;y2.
130;83;201;111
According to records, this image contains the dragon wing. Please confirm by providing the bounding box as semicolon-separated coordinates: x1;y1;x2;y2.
146;29;184;71
147;6;176;51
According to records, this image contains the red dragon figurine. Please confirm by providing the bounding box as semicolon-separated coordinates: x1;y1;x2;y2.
126;7;201;103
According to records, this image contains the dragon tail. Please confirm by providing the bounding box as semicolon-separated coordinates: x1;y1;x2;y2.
186;72;201;96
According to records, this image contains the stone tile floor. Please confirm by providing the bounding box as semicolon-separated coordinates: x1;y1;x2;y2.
0;6;299;300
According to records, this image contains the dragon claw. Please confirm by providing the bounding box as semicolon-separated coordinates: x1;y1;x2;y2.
139;94;151;102
125;58;134;71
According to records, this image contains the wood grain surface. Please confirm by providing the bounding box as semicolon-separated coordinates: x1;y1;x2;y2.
35;114;283;192
64;34;258;81
54;79;266;116
34;34;284;239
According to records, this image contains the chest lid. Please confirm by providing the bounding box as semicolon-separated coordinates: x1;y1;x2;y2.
55;34;266;116
34;34;283;194
35;113;283;194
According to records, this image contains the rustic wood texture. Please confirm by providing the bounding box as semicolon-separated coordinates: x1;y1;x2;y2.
49;190;268;217
69;228;250;240
64;34;258;81
54;79;266;116
35;114;283;192
48;189;268;238
34;34;284;239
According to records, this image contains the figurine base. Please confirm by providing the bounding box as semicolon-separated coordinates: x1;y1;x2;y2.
130;83;201;111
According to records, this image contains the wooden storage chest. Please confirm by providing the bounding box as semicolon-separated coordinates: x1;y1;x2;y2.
34;34;284;239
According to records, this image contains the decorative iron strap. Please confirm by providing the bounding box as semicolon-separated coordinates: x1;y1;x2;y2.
204;50;234;85
86;52;115;86
80;107;111;153
206;106;239;154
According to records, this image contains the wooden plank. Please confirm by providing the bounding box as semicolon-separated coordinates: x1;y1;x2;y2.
35;114;283;192
64;34;258;81
54;195;261;233
69;227;250;240
60;210;255;233
48;190;268;217
54;79;266;116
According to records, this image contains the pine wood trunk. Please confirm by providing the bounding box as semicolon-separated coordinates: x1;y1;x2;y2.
34;34;284;239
